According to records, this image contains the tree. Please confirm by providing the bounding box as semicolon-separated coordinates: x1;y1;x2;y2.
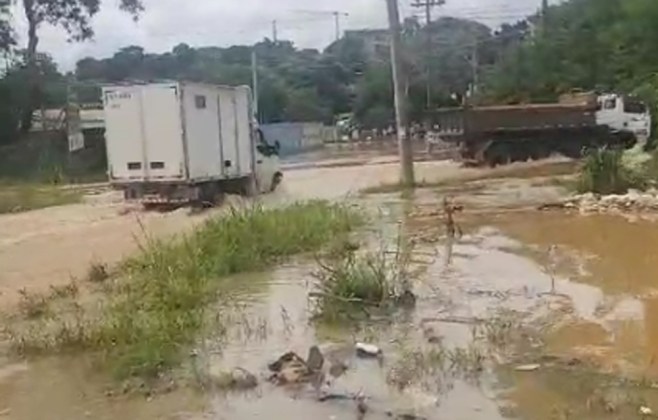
0;0;13;53
18;0;144;131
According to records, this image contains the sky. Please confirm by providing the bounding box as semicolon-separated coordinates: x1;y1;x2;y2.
10;0;548;71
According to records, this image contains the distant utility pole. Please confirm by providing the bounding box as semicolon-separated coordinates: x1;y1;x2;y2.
471;39;479;96
541;0;549;33
294;10;348;42
386;0;415;187
411;0;445;109
332;11;349;41
251;50;259;122
272;20;278;43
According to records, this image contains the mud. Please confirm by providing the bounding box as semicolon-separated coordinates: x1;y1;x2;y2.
2;155;658;419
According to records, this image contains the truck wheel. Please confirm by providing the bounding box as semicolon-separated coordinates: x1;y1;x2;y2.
270;172;283;192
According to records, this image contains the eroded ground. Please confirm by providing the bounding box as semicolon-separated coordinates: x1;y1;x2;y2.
1;153;657;419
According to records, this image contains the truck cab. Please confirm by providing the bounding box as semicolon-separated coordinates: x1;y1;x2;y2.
596;94;652;141
254;127;283;193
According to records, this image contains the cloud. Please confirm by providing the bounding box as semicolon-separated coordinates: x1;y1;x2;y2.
11;0;545;71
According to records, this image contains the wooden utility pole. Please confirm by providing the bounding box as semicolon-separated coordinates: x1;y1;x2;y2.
386;0;414;186
412;0;445;109
272;20;278;43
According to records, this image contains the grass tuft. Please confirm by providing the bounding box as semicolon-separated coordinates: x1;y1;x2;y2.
577;148;633;194
311;233;415;322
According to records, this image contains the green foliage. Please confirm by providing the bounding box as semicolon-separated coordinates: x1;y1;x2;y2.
0;182;81;214
484;0;658;109
578;148;634;194
312;235;414;322
7;202;360;379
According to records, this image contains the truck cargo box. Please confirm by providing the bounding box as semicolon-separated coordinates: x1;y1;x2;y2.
430;103;597;137
102;82;255;185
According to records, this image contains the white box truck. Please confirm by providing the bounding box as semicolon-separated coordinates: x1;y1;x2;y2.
102;81;282;204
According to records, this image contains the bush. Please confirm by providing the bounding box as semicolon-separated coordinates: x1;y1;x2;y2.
578;148;636;194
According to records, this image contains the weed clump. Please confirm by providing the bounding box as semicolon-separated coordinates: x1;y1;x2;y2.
87;262;110;283
311;235;416;322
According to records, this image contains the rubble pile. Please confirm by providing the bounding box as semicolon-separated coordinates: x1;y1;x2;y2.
548;189;658;214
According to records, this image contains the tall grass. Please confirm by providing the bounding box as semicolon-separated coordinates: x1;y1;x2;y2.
311;233;415;322
577;147;658;194
7;201;360;379
577;148;633;194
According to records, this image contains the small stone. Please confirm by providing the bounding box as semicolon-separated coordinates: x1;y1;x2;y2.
356;343;382;358
230;368;258;390
306;346;324;372
640;406;653;416
514;364;540;372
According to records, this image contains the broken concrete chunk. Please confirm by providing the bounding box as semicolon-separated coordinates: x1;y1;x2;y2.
268;351;311;385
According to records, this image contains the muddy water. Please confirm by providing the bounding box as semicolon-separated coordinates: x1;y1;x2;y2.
3;179;658;419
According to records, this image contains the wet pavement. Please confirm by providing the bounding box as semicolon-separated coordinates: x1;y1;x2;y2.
3;163;658;419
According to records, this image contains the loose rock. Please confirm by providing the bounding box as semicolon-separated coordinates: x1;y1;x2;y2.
210;367;258;391
514;364;540;372
640;406;653;416
356;343;382;358
269;352;311;385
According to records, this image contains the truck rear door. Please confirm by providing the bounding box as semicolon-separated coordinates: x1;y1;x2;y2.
103;87;144;181
103;84;185;182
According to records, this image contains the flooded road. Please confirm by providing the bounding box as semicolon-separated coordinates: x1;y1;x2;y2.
2;157;658;419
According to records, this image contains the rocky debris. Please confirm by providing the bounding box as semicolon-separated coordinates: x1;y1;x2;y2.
209;367;258;391
540;189;658;214
640;406;654;416
268;352;312;385
356;342;382;358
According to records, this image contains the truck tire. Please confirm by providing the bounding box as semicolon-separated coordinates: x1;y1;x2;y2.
270;172;283;192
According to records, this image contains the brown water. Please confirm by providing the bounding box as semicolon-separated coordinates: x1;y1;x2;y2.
3;177;658;419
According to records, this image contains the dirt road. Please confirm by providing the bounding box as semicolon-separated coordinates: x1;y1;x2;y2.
0;158;472;307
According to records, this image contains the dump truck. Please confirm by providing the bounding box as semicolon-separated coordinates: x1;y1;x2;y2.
102;82;282;205
426;93;651;166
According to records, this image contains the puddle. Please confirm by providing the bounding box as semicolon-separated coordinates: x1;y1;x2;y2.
3;181;658;419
